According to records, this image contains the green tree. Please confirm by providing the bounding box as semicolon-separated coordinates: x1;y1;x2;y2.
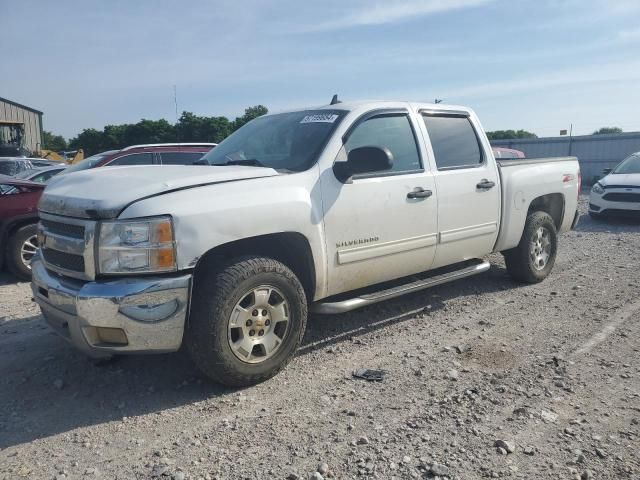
176;112;232;143
68;105;269;155
121;119;176;146
42;130;68;151
486;129;538;140
233;105;268;131
592;127;622;135
69;128;105;156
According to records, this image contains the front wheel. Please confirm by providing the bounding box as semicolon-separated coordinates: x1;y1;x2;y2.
187;256;308;387
503;211;558;284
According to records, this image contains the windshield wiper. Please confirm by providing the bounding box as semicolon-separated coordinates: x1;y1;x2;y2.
217;159;266;168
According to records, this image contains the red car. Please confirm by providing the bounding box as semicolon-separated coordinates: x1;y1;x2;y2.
63;143;216;174
492;147;526;159
0;175;46;280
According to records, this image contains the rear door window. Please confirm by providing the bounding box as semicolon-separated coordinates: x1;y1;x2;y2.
422;115;483;169
107;153;154;166
159;152;205;165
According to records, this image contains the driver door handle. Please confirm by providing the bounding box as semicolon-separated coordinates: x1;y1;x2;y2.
407;188;433;199
476;179;495;190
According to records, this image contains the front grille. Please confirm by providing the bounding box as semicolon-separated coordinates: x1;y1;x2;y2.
602;192;640;203
41;219;85;239
39;213;95;280
42;249;85;272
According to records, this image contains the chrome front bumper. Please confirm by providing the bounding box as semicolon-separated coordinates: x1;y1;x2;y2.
31;254;191;357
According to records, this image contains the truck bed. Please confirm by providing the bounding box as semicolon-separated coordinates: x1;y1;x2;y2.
493;156;580;253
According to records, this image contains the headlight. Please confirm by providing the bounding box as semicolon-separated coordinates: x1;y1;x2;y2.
98;216;176;274
591;183;604;195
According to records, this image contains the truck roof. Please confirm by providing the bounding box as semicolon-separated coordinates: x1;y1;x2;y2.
275;100;473;116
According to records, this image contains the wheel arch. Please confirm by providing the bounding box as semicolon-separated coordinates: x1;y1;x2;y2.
193;232;316;301
527;193;565;230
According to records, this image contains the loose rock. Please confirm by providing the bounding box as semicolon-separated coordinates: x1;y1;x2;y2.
494;439;515;454
430;463;450;477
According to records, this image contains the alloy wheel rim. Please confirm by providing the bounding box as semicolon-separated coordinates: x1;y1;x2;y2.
227;285;290;364
530;226;551;271
21;234;38;269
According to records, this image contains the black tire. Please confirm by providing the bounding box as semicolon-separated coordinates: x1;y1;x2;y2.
187;256;308;387
503;211;558;284
7;223;38;281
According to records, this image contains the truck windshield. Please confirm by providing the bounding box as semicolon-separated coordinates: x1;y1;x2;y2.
613;154;640;174
200;110;346;172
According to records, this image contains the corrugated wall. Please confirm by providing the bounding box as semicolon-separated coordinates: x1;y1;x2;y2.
492;132;640;184
0;99;43;153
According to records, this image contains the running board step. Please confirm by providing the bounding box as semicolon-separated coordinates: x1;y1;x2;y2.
312;259;490;314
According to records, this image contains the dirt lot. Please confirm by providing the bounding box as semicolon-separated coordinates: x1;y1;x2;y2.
1;197;639;480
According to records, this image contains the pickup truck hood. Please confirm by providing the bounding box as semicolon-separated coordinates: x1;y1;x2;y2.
599;173;640;187
39;165;279;219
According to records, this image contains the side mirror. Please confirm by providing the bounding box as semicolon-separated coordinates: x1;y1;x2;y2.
333;146;394;183
602;168;612;175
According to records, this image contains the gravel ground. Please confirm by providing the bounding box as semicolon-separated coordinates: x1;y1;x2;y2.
1;196;639;480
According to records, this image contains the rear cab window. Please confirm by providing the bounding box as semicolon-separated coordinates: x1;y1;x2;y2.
422;114;483;170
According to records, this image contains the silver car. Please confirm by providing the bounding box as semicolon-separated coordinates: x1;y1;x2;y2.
589;152;640;219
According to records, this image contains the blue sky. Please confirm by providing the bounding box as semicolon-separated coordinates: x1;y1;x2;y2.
2;0;639;138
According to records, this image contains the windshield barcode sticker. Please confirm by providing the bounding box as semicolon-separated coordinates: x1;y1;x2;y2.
300;114;339;124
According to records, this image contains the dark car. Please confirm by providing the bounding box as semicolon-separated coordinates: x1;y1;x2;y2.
0;174;46;280
63;143;216;174
0;157;34;176
0;144;31;157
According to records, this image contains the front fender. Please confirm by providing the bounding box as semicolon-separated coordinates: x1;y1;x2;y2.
119;169;329;299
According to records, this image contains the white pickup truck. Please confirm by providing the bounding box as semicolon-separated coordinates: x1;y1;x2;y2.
32;100;581;386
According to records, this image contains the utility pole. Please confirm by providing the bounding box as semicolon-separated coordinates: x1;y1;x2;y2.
174;85;179;141
173;85;179;123
568;123;573;156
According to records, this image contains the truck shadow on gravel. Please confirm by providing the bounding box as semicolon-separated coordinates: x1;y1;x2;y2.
301;262;517;353
0;272;25;286
0;264;515;450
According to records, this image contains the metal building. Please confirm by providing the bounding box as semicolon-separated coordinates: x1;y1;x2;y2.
0;96;44;154
492;132;640;184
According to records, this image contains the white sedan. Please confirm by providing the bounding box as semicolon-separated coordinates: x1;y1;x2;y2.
589;152;640;219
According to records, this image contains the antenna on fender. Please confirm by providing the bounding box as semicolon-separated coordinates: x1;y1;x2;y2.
330;94;341;105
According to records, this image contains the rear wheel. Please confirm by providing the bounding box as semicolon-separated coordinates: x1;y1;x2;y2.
7;224;38;281
503;211;557;283
187;256;308;387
